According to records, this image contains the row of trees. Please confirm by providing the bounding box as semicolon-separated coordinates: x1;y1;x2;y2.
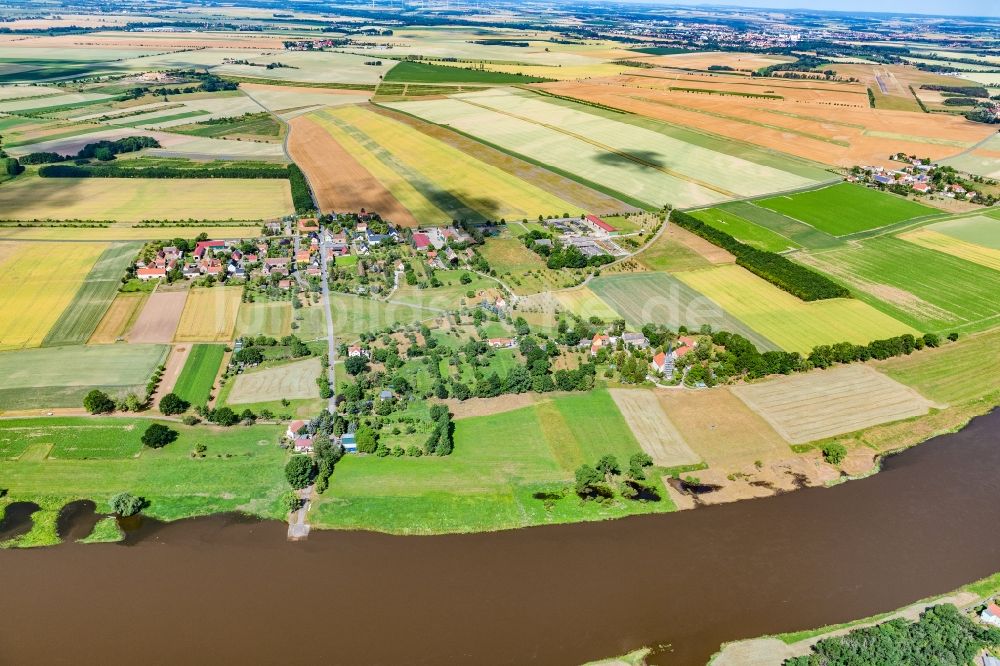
39;163;290;179
19;136;161;165
288;164;315;214
671;210;850;301
574;453;656;500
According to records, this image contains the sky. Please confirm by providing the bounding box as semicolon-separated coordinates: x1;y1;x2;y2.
651;0;999;18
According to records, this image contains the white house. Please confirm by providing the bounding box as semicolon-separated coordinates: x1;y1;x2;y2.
981;602;1000;627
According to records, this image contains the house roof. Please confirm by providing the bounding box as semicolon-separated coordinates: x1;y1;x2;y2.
585;214;617;233
412;233;430;248
673;335;698;357
652;351;666;367
288;420;307;433
986;603;1000;617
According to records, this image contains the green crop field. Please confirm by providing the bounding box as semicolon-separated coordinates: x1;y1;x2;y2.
717;201;841;249
879;328;1000;406
41;242;140;347
0;417;288;522
589;272;779;350
690;207;799;252
386;89;824;209
798;237;1000;334
311;389;673;534
170;112;283;139
755;183;937;236
0;344;167;411
924;214;1000;249
172;344;225;407
383;61;552;84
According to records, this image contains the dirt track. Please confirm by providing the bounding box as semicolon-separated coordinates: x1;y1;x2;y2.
287;114;419;226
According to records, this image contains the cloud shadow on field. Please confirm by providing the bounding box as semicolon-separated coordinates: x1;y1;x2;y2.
418;185;503;224
594;149;666;170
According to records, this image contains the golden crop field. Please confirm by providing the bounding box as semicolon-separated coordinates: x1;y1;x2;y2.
899;228;1000;272
730;364;936;444
174;287;242;342
88;292;148;343
675;264;917;353
0;225;264;242
310;105;579;224
0;174;293;222
0;241;105;350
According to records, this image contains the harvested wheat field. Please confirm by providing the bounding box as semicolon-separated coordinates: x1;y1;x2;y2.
537;78;995;168
658;388;789;469
227;357;321;404
288;114;419;226
610;388;700;467
731;364;937;444
88;292;148;343
174;287;242;342
126;290;187;343
639;50;796;72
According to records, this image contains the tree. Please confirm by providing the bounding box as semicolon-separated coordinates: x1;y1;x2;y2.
596;454;621;481
141;423;177;448
355;424;378;454
158;392;189;415
211;406;239;427
110;492;143;517
345;355;370;376
83;389;115;414
575;464;603;498
280;491;301;512
284;455;317;489
821;443;847;465
628;452;654;480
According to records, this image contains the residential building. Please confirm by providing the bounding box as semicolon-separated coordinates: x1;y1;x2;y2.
981;603;1000;628
286;420;308;440
488;337;516;349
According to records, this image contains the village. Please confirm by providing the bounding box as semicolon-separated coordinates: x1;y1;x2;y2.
849;155;999;206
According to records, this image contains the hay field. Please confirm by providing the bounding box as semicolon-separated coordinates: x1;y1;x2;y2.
386;88;821;209
900;229;1000;272
287;114;420;226
755;183;937;236
942;134;1000;179
689;207;800;252
240;83;371;115
0;225;263;242
675;265;917;353
235;301;292;338
41;242;140;347
0;241;105;351
0;85;63;101
609;389;700;467
310;105;578;223
174;287;242;342
89;292;147;343
554;287;621;322
102;93;263;129
879;329;1000;406
372;105;635;215
640;51;796;72
588;272;780;351
796;237;1000;334
227;357;321;404
212;51;395;85
538;78;994;168
636;224;727;272
127;291;186;343
658;388;789;469
731;365;936;444
0;174;292;222
0;92;114;113
0;343;167;410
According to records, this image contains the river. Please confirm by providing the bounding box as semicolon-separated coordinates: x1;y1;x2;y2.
1;409;998;665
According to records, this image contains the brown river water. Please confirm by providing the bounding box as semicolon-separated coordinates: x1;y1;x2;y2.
1;409;998;666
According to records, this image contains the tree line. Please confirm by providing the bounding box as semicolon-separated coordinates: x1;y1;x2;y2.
38;164;291;179
288;163;315;214
670;210;850;301
18;136;161;165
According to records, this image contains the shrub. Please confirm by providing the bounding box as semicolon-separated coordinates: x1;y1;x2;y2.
821;442;848;465
158;392;189;415
141;423;178;449
285;455;317;489
83;389;115;414
110;492;143;517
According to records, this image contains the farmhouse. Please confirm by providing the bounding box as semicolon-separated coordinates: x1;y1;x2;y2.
286;420;308;439
193;240;226;258
981;603;1000;628
488;337;516;348
347;345;369;358
584;214;617;237
297;218;320;233
590;333;610;356
293;435;314;453
136;266;167;280
649;335;698;378
412;232;431;250
620;332;649;349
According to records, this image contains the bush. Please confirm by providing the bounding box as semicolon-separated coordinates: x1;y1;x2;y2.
284;455;317;489
110;492;143;517
158;392;189;415
83;389;115;414
821;443;847;465
141;423;178;449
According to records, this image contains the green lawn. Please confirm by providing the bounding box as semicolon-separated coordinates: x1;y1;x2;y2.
799;237;1000;334
41;242;141;347
755;183;937;236
172;344;225;406
328;293;440;342
690;207;800;252
382;61;552;84
0;417;288;527
0;344;168;411
312;389;674;534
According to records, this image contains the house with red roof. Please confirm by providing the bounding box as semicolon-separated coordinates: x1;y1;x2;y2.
412;232;431;250
488;337;516;349
590;333;610;356
981;603;1000;627
193;240;226;258
297;218;319;233
584;214;617;237
293;435;314;453
649;336;700;378
136;266;167;280
286;420;308;440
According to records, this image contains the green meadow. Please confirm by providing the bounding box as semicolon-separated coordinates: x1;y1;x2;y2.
690;207;800;252
755;183;937;236
172;344;226;407
383;61;552;84
312;389;674;534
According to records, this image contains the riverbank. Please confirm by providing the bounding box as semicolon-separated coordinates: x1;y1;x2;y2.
710;569;1000;665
